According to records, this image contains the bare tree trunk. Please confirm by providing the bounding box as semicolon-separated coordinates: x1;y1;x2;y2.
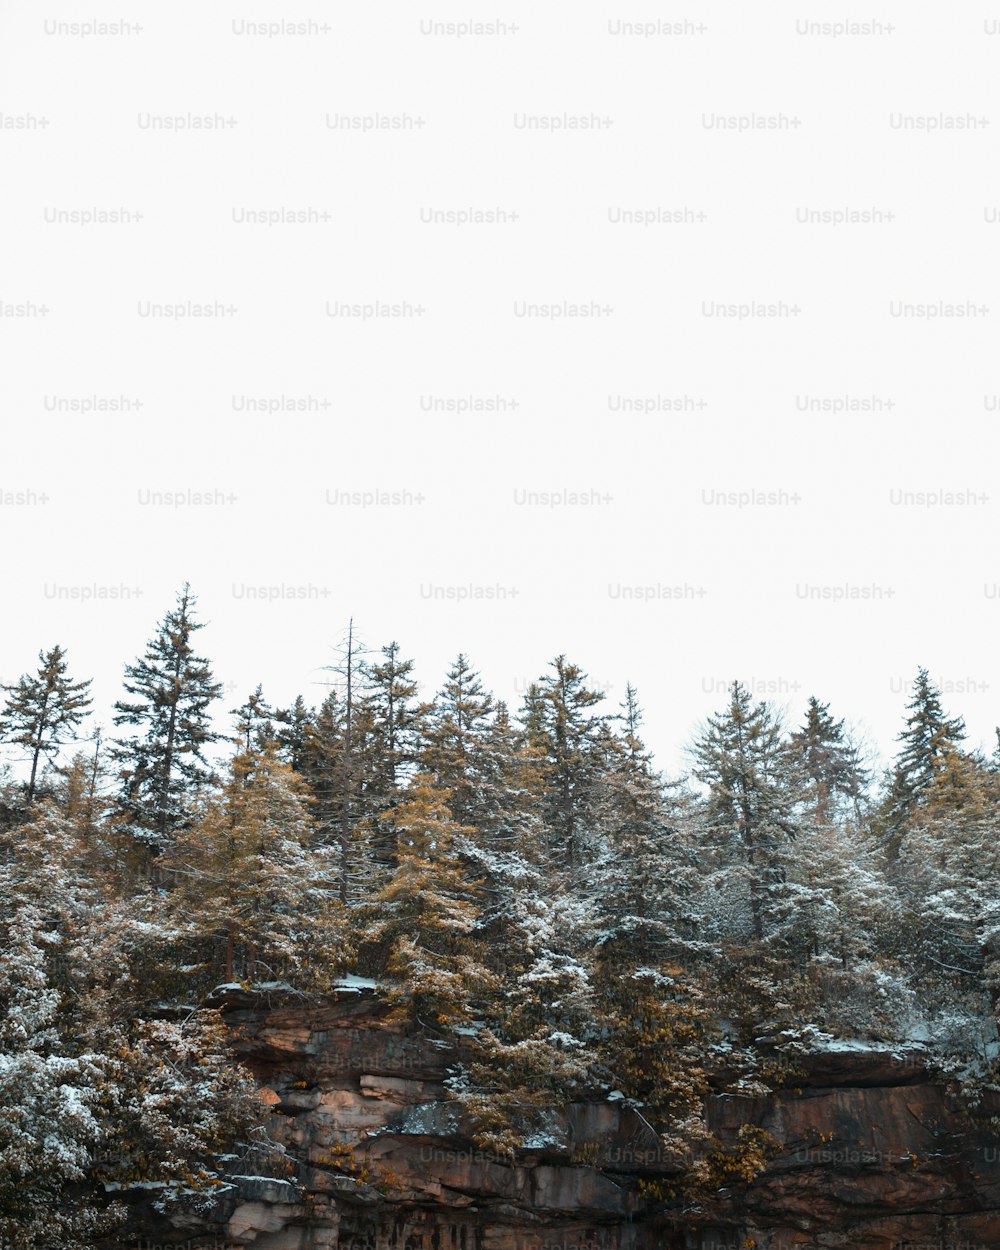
26;691;50;803
87;729;102;825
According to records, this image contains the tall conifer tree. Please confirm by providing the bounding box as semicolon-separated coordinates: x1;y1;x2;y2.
0;645;92;803
112;585;223;849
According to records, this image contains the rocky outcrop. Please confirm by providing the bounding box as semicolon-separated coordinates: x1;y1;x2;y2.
119;986;1000;1250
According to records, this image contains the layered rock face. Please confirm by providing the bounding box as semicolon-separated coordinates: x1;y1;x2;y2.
127;987;1000;1250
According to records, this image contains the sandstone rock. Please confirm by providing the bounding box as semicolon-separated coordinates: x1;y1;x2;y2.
119;994;1000;1250
358;1074;426;1100
233;1177;301;1205
227;1199;300;1238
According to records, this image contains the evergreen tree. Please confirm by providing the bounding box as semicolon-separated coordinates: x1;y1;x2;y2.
163;744;347;985
325;619;370;901
421;653;495;825
455;700;554;967
594;964;713;1168
301;688;346;841
111;585;224;850
881;668;967;854
897;747;1000;1013
273;694;313;773
692;682;800;945
365;774;485;1027
790;696;868;823
449;907;594;1155
449;872;597;1155
0;904;112;1250
363;642;430;868
475;700;546;852
591;685;702;965
299;680;372;903
0;644;92;803
0;804;257;1245
521;656;606;872
783;819;895;974
231;684;275;754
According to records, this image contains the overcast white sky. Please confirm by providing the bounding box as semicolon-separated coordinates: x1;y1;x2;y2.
2;1;998;776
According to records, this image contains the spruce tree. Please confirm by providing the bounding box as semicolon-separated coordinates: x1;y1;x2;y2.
301;689;349;882
692;681;800;945
324;619;370;901
453;700;555;969
0;904;110;1250
299;654;377;903
421;653;495;825
592;685;702;965
897;747;1000;1010
231;684;275;754
521;655;606;872
0;803;258;1244
366;774;485;1027
363;641;430;868
164;744;347;985
783;820;894;974
790;695;868;823
273;695;313;773
475;700;546;850
0;645;92;803
881;668;967;854
111;585;223;850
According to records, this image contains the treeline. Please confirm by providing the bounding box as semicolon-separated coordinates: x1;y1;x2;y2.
1;585;999;1247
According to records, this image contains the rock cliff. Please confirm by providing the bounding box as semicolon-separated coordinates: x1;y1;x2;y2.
120;986;1000;1250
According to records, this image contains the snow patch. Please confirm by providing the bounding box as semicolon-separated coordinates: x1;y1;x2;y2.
334;974;378;991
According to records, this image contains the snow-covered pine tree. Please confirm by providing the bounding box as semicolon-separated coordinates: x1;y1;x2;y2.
364;773;486;1028
0;904;113;1250
0;802;103;1006
520;655;606;873
0;644;92;804
301;688;346;838
457;699;550;944
790;695;869;824
0;802;259;1245
447;877;598;1155
449;671;609;1146
162;744;348;986
111;585;224;853
896;746;1000;1020
775;696;901;1026
591;684;702;967
363;641;430;870
231;683;276;754
691;681;800;947
879;667;967;856
421;653;495;826
783;811;893;974
300;684;374;903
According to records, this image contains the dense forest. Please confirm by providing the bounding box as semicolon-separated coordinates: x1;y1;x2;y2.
1;585;998;1248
